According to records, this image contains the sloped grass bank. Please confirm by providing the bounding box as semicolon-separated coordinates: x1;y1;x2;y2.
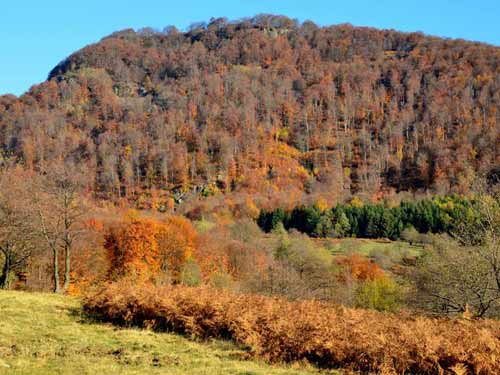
0;290;323;375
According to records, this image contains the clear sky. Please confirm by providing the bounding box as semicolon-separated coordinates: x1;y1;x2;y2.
1;0;499;96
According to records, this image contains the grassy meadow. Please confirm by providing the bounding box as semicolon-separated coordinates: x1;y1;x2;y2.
0;290;334;375
328;238;422;257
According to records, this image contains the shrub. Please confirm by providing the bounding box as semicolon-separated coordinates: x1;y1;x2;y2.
194;219;216;233
336;254;385;282
401;226;419;244
179;259;202;287
85;282;500;374
209;271;234;289
354;277;401;312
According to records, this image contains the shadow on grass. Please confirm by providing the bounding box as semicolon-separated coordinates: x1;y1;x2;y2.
67;303;104;325
70;302;255;362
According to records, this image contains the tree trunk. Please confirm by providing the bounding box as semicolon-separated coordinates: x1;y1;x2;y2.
63;245;70;293
53;248;61;293
0;256;10;289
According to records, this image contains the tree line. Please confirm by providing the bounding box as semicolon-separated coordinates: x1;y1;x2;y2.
257;195;474;239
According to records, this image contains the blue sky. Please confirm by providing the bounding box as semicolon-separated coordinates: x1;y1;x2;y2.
1;0;499;96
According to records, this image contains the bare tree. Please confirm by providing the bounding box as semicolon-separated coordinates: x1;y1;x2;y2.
32;166;87;293
413;236;500;317
413;188;500;318
0;168;38;289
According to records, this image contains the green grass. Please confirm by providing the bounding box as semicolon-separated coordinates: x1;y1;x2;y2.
0;290;335;375
326;238;422;258
317;238;422;272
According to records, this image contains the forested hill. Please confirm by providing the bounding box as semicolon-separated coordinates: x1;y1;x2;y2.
1;15;499;209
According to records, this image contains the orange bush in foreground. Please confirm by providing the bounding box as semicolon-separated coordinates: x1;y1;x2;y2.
84;282;500;375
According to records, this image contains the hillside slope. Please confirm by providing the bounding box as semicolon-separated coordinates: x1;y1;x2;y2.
0;15;499;210
0;290;325;375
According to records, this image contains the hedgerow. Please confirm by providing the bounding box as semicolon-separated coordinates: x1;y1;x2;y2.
84;282;500;374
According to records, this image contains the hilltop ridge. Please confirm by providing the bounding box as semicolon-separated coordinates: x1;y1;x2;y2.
1;15;499;211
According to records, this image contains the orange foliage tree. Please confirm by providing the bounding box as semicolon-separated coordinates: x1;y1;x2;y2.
104;214;161;282
336;254;385;282
68;218;106;295
104;213;197;283
156;215;197;283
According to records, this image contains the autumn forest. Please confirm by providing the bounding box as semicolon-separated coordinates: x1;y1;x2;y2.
1;14;500;375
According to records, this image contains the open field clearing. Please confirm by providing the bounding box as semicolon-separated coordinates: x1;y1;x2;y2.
0;290;331;375
317;238;422;258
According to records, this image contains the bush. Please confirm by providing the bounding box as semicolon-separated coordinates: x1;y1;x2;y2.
179;259;202;286
354;277;401;312
209;272;234;289
85;282;500;374
401;226;419;244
